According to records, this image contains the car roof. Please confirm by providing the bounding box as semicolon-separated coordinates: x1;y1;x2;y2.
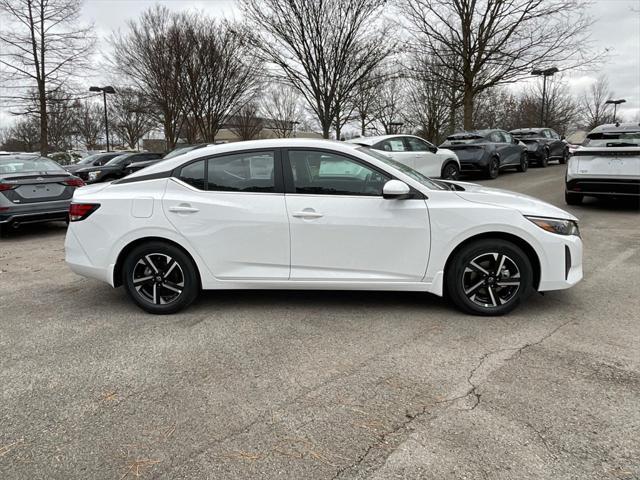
124;138;365;179
510;128;543;133
588;123;640;134
345;134;427;145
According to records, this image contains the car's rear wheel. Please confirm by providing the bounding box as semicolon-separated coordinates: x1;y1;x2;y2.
517;152;528;172
560;149;569;165
486;157;500;179
445;239;533;316
441;161;460;180
123;241;199;314
539;149;549;167
565;191;583;205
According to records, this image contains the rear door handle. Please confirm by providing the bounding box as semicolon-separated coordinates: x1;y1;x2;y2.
168;205;199;213
292;211;323;219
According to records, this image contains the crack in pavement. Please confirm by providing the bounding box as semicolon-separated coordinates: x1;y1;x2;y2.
332;319;576;479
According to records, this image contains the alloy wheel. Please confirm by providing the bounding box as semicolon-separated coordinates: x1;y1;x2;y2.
462;252;521;308
443;163;460;180
132;253;185;305
488;158;500;179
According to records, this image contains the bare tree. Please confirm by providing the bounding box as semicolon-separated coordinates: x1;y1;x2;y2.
112;6;189;149
3;115;40;151
261;85;302;138
402;0;599;130
109;87;156;150
373;76;407;134
405;72;452;143
581;75;615;130
75;100;103;149
181;20;260;142
0;0;94;154
242;0;395;138
228;103;264;141
351;70;386;137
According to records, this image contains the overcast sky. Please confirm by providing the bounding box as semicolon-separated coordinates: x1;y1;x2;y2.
1;0;639;130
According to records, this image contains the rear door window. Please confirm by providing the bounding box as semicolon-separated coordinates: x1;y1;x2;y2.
207;152;275;192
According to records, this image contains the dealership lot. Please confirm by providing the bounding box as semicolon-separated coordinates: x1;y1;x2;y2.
1;165;638;479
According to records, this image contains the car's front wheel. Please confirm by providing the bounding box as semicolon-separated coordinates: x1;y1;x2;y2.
441;161;460;180
123;241;199;314
446;239;533;316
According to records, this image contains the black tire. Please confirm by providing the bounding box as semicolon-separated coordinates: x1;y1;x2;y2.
445;239;533;316
565;191;583;205
559;149;569;165
539;149;549;167
441;161;460;180
517;152;529;172
122;241;199;314
486;157;500;179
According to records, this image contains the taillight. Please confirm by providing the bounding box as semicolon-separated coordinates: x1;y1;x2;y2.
64;177;85;187
0;182;16;191
69;203;100;221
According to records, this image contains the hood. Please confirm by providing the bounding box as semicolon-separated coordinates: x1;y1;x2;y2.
453;183;578;221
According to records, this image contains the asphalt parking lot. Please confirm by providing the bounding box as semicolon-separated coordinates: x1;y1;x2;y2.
1;164;639;480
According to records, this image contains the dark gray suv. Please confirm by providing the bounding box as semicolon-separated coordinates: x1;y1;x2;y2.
0;154;84;233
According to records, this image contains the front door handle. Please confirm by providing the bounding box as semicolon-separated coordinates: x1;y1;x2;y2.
168;205;199;213
292;210;323;219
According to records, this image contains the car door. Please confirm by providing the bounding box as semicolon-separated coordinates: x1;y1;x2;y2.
162;150;290;280
404;136;441;177
372;137;417;169
547;129;563;157
500;131;520;166
283;149;430;282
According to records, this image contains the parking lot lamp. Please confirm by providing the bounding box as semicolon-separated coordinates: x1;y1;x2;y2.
605;99;626;123
89;86;116;151
531;67;559;127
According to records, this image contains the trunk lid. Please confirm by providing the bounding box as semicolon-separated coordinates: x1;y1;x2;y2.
1;173;74;204
572;147;640;179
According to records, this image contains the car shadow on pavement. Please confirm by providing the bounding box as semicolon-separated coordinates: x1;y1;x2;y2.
577;196;640;212
0;221;68;239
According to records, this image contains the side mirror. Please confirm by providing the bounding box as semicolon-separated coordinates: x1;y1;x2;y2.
512;137;519;144
383;180;411;199
430;145;438;153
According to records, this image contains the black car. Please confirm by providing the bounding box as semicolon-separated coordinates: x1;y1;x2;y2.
75;152;164;183
440;129;528;179
509;128;569;166
63;152;127;174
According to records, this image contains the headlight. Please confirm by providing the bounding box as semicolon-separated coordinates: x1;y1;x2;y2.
88;171;101;180
526;216;580;237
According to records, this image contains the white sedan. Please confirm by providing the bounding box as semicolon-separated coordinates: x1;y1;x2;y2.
65;138;582;316
347;134;461;180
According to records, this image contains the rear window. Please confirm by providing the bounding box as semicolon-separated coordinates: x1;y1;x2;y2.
584;131;640;147
0;156;65;174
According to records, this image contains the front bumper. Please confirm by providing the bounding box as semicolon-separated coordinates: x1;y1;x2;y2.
538;235;583;292
566;178;640;197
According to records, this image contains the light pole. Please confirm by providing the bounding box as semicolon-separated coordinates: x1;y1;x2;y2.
605;99;626;123
531;67;559;127
89;86;116;151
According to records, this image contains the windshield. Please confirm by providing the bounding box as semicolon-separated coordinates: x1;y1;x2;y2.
512;131;540;137
105;154;133;166
164;144;206;160
78;153;102;165
356;147;448;190
584;131;640;147
0;156;65;174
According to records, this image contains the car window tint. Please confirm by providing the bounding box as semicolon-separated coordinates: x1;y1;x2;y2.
406;137;430;151
207;152;275;192
288;150;389;196
377;139;406;152
489;132;503;143
179;160;206;190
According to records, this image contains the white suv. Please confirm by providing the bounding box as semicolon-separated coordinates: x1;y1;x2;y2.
566;123;640;204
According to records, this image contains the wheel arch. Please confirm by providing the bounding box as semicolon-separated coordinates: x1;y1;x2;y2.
113;236;202;288
440;158;460;176
443;231;541;291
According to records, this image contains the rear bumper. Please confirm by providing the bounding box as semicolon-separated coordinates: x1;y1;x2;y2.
65;228;115;285
566;178;640;197
0;208;69;225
